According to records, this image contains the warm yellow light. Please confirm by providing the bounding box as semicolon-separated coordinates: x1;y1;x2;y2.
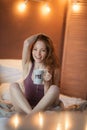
14;116;19;128
56;123;62;130
17;2;27;13
41;4;51;15
72;3;80;12
10;114;20;128
85;123;87;130
38;112;44;128
64;113;72;130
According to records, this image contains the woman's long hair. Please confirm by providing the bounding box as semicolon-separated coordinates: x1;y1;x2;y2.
30;34;60;70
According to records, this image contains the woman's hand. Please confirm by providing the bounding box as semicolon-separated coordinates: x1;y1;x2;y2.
43;70;52;82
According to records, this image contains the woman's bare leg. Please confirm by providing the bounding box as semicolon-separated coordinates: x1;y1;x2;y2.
31;85;59;114
9;83;32;114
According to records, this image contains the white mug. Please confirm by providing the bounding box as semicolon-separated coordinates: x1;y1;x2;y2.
33;69;44;85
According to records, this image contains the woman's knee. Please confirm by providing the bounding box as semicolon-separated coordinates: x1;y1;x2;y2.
49;85;60;95
9;82;20;93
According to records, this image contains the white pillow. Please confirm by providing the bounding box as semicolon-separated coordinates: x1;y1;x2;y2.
0;59;22;84
0;65;22;83
0;59;22;70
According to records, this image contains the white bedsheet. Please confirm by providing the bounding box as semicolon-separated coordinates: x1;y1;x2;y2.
0;118;8;130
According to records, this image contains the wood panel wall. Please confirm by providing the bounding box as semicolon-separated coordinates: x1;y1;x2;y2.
60;0;87;99
0;0;67;60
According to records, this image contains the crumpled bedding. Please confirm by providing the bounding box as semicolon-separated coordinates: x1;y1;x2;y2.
65;101;87;111
0;99;87;118
0;100;16;118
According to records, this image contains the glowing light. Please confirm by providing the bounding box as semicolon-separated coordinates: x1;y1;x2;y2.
38;112;44;128
41;4;51;15
64;113;72;130
85;122;87;130
14;116;19;128
17;2;27;13
56;123;62;130
72;2;80;12
10;114;20;128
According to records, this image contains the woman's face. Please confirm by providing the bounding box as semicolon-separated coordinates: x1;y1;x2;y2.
32;40;47;63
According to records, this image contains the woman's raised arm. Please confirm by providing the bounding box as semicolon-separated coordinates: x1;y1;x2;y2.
22;34;39;68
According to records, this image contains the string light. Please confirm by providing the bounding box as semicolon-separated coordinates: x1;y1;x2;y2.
41;3;51;15
72;0;80;12
17;0;29;13
16;0;51;15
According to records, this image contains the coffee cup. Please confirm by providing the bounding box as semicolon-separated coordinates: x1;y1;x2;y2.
33;69;44;85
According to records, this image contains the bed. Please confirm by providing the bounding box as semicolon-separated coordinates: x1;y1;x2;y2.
0;59;87;118
0;59;87;130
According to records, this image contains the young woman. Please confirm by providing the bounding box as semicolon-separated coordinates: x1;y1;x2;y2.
10;33;62;114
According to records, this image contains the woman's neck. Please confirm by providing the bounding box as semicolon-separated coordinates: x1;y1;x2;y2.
34;62;45;69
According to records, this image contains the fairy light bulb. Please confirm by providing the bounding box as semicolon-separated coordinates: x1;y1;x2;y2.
72;1;80;12
41;4;51;15
45;4;50;13
17;2;27;12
